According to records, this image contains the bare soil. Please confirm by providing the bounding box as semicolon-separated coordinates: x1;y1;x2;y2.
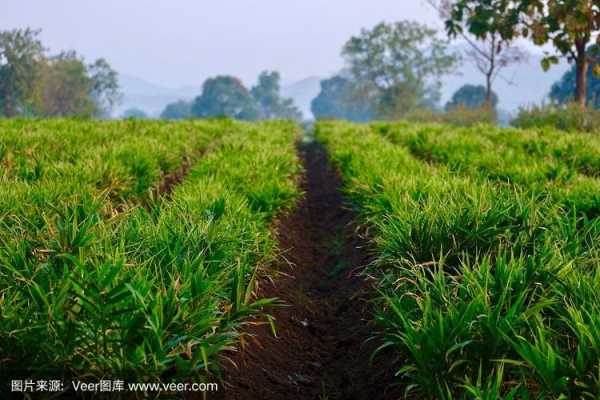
220;141;400;400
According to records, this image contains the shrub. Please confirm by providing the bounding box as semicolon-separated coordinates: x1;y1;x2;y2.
512;103;600;133
401;105;497;127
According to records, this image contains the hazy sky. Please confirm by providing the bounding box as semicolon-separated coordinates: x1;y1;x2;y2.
1;1;440;87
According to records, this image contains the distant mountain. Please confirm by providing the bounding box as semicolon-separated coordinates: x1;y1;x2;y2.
116;74;201;117
281;76;322;120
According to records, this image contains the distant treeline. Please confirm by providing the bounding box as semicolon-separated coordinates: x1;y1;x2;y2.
4;12;599;124
159;72;302;121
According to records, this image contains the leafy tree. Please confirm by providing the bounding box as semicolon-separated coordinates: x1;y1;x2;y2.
447;0;600;110
0;28;121;118
342;21;459;117
191;76;260;120
550;46;600;108
160;100;192;120
446;84;498;110
429;0;527;106
121;108;148;119
33;51;96;117
251;71;302;120
273;97;302;120
88;58;121;117
311;75;373;121
0;28;45;117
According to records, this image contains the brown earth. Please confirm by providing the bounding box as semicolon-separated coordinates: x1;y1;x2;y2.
219;141;401;400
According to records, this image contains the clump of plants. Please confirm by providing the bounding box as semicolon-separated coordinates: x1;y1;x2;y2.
402;105;497;127
512;103;600;133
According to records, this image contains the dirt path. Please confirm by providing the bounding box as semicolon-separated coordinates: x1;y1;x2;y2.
221;141;399;400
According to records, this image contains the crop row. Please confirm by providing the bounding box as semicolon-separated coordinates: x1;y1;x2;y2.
317;120;600;399
0;119;233;250
374;122;600;218
0;120;302;386
376;121;600;180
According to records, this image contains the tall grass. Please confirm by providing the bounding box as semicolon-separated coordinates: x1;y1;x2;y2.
512;103;600;133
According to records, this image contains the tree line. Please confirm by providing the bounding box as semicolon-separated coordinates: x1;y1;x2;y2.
159;72;302;121
4;0;600;122
155;7;600;124
0;28;301;122
311;0;600;121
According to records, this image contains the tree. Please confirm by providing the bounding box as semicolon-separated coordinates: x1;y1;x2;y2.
342;21;459;117
311;76;373;121
272;97;302;120
447;0;600;110
528;1;600;110
550;46;600;108
429;0;527;106
29;51;121;118
33;51;96;117
121;108;148;119
251;71;303;120
0;27;121;118
88;58;121;117
191;76;260;120
160;100;192;120
0;28;45;117
446;84;498;110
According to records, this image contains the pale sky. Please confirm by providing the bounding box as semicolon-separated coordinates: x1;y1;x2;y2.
1;1;441;87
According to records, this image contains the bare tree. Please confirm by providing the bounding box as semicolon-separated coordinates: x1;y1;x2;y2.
464;32;528;105
427;0;528;107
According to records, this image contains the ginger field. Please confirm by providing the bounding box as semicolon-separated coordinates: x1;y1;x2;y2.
0;120;302;397
2;119;600;399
